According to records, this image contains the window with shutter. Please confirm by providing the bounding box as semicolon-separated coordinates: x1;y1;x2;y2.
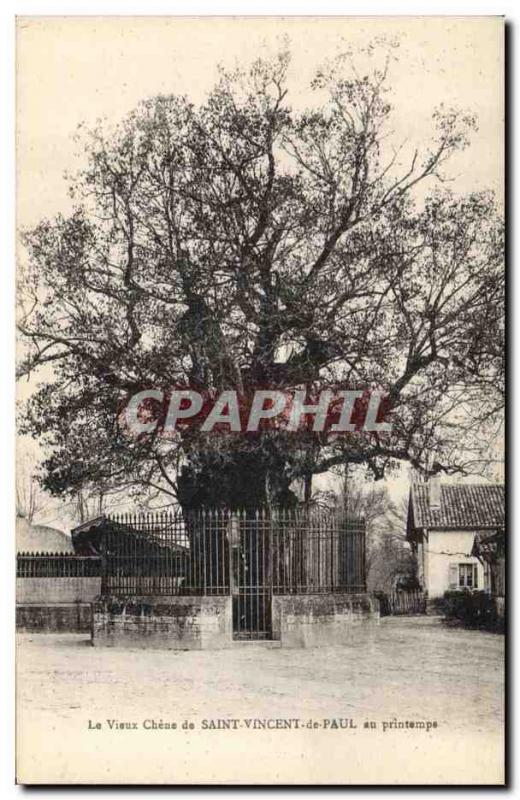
449;563;458;589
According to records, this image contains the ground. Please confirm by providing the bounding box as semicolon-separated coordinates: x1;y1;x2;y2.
16;617;504;785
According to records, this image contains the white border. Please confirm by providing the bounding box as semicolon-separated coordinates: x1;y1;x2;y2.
2;2;515;13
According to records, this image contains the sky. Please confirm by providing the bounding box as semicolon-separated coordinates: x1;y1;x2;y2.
16;16;504;527
17;16;503;229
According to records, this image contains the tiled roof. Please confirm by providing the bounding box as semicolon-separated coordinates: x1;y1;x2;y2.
410;483;505;530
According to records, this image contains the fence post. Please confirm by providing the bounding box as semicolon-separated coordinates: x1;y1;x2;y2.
361;520;367;592
100;524;107;594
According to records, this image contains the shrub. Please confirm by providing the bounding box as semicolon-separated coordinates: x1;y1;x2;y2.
442;590;502;631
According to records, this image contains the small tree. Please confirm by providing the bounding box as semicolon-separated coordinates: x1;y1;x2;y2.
16;455;48;524
325;474;416;592
366;496;418;593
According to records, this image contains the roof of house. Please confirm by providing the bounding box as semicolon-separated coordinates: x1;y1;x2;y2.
16;515;74;553
408;483;505;531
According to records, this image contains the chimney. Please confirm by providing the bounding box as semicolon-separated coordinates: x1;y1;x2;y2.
429;475;442;511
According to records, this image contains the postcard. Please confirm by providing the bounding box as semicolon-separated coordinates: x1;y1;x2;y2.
15;15;505;784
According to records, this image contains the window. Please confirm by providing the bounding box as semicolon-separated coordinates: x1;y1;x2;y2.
449;562;478;590
459;564;473;588
450;564;478;589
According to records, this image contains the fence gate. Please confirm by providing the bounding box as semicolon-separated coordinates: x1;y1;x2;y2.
88;508;366;642
379;590;427;616
230;513;272;640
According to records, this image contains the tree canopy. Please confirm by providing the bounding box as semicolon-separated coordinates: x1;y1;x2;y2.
18;47;504;509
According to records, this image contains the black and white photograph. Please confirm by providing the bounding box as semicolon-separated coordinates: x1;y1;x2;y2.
13;14;505;785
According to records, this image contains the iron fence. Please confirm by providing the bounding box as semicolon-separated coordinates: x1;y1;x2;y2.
17;552;101;578
99;508;366;597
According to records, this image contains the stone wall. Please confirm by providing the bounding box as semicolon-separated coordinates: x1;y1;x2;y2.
92;595;233;649
272;593;379;648
16;577;102;633
89;592;379;649
16;603;92;632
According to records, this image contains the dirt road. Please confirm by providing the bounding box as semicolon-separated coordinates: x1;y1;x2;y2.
16;617;504;784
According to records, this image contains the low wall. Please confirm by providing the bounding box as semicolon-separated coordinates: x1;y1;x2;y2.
16;577;101;605
16;603;92;632
92;592;378;649
16;577;102;633
92;595;233;649
272;593;379;648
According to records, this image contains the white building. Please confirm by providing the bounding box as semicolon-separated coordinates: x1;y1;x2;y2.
406;481;505;598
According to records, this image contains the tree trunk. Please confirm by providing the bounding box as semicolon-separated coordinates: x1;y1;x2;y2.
177;450;298;511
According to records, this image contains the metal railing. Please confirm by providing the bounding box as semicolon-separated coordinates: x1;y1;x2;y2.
99;508;366;597
17;552;101;578
16;510;366;600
